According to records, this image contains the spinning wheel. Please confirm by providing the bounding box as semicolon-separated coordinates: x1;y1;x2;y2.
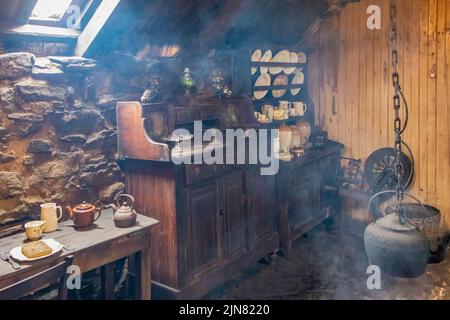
364;148;413;193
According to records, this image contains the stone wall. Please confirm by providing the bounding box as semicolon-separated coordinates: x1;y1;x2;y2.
0;52;172;236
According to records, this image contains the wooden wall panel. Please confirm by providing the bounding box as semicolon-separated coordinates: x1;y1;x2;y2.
307;0;450;226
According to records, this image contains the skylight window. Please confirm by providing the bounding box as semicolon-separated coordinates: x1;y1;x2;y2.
25;0;103;30
31;0;73;21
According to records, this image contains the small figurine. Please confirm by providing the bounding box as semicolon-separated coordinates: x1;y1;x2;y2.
140;77;160;103
211;70;232;98
222;86;233;98
84;75;96;101
181;67;195;95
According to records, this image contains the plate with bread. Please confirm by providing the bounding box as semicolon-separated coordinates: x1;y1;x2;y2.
10;239;64;262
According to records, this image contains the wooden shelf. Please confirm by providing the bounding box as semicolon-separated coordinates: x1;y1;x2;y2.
253;84;304;90
248;116;307;129
251;62;306;67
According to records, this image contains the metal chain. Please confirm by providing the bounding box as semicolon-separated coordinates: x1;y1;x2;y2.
390;2;405;204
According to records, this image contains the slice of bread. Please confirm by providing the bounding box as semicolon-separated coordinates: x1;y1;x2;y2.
21;241;52;259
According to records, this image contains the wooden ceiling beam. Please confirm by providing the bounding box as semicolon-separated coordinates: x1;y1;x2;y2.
74;0;121;56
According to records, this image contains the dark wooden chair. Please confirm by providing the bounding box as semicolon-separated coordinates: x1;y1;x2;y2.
0;255;74;300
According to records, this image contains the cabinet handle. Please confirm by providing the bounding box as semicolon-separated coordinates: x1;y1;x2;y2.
219;209;225;216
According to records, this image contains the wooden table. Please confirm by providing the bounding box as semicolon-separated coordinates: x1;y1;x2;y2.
0;210;158;300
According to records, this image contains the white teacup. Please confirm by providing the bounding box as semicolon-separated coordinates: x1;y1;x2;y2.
261;105;274;120
279;101;291;111
292;102;307;116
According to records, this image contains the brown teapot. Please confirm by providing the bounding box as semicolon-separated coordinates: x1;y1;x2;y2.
66;201;101;229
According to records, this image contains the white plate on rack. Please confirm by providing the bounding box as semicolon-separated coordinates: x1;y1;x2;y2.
284;52;298;75
253;73;271;100
298;51;307;64
291;71;305;96
272;74;288;98
260;50;272;74
10;239;64;262
270;50;290;75
251;49;262;75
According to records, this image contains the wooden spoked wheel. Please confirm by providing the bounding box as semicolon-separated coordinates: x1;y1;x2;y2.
364;148;413;193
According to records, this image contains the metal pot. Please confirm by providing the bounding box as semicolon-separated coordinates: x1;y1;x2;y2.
111;194;137;228
364;191;432;278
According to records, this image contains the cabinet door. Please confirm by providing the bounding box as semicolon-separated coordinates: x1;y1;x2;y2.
246;169;276;248
186;180;222;280
222;171;247;260
289;172;319;236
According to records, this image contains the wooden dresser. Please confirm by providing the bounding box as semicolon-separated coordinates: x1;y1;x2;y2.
116;97;343;299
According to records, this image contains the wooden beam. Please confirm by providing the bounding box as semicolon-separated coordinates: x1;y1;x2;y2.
74;0;120;56
0;23;80;43
16;0;38;25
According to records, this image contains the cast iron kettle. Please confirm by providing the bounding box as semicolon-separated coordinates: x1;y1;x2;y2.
111;193;137;228
364;191;431;278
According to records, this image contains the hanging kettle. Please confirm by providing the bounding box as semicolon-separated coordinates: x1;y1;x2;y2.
364;191;431;278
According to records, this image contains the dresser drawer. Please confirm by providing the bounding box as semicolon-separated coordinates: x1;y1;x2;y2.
200;108;221;120
175;108;199;124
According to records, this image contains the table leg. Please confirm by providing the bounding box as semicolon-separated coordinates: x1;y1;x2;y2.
135;248;151;300
101;263;115;300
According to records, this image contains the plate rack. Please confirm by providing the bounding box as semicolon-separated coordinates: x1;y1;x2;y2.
250;48;313;126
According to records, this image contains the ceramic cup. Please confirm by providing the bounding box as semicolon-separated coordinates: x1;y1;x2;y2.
41;203;63;233
25;221;46;241
279;101;291;111
293;102;307;116
261;105;274;120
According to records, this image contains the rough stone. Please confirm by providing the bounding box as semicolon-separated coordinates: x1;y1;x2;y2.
79;168;110;186
31;57;64;79
28;139;53;153
0;87;15;111
34;152;80;179
99;182;125;203
83;160;108;173
0;52;35;79
16;83;66;102
52;109;105;133
7;112;45;137
7;112;44;122
36;160;78;179
22;155;34;166
0;127;9;138
85;129;116;147
0;172;24;199
19;123;43;138
72;101;88;109
48;56;97;73
0;151;16;163
85;154;107;164
60;134;87;144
